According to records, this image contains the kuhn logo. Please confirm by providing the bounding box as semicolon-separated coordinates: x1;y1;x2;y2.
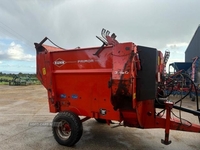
54;58;66;67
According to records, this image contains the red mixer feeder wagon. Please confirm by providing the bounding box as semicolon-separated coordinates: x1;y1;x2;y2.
34;29;200;146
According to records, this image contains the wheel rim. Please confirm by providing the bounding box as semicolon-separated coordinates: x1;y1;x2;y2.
56;120;71;140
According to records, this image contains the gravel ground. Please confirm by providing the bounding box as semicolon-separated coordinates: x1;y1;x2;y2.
0;85;200;150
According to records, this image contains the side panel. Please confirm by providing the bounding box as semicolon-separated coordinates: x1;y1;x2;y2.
48;46;120;120
136;46;157;101
54;73;120;120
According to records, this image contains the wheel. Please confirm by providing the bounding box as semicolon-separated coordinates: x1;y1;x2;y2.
52;111;83;147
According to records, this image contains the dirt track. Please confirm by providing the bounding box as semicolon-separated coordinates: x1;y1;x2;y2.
0;85;200;150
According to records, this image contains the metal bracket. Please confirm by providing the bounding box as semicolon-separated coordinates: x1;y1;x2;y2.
94;28;110;57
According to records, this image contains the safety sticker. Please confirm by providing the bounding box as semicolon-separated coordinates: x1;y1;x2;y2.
71;94;78;99
42;68;46;75
60;94;66;98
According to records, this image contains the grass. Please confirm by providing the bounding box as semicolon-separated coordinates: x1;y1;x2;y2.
0;76;13;85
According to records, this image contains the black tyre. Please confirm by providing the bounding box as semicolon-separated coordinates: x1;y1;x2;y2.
52;111;83;147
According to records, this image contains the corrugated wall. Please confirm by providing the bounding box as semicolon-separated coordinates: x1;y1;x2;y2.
185;25;200;62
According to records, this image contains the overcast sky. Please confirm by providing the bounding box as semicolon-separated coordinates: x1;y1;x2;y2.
0;0;199;73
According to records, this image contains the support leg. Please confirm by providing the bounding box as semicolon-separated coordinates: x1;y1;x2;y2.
161;101;173;145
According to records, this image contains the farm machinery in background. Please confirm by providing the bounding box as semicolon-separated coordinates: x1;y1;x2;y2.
0;74;39;85
168;56;200;100
35;29;200;147
9;75;31;86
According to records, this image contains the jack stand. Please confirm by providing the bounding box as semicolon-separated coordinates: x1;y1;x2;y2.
161;101;173;145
